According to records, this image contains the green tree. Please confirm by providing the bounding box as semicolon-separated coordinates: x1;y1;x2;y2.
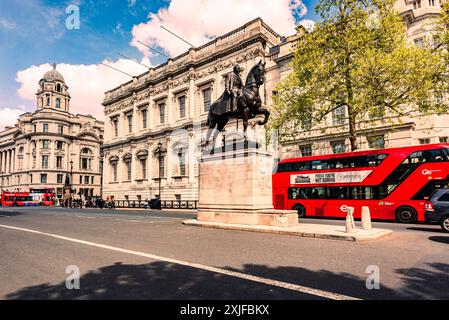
271;0;445;151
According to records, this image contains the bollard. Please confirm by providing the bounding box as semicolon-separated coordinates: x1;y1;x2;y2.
348;206;356;228
361;206;372;230
345;212;354;233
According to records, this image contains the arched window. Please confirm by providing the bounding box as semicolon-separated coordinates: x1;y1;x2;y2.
56;84;61;92
56;98;61;108
46;96;51;106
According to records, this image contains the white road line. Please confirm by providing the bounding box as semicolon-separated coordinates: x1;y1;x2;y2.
0;223;360;300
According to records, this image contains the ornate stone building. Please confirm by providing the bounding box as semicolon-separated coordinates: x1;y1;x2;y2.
280;1;449;159
0;64;104;200
101;18;288;202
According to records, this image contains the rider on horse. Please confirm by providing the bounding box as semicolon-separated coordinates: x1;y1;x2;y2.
226;65;243;114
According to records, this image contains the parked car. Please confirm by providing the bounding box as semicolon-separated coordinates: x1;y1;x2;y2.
425;188;449;233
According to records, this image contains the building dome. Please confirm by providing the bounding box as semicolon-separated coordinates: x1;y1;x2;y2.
42;63;65;83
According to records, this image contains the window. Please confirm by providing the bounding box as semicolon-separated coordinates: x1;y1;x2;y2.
203;88;211;112
111;162;118;182
91;176;94;184
30;174;33;183
331;140;346;154
419;138;431;145
56;141;64;150
126;160;132;180
440;137;448;143
56;98;61;108
158;155;165;178
438;193;449;202
56;84;61;92
112;117;119;137
80;175;83;184
402;148;449;165
56;156;63;169
57;174;63;184
414;38;424;48
429;0;435;6
332;106;345;125
142;109;148;129
175;194;181;201
301;115;312;130
413;0;421;8
367;135;385;149
46;96;50;106
127;114;133;133
58;125;63;134
41;155;49;169
277;153;389;172
178;96;186;118
299;145;312;157
159;102;165;124
141;159;147;178
178;151;186;176
43;123;49;133
84;176;90;185
81;158;90;170
40;174;47;184
42;140;50;149
33;125;37;132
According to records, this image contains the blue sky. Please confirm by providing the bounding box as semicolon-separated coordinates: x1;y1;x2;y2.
0;0;320;123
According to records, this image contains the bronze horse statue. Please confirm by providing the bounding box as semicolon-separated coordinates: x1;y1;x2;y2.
205;60;270;147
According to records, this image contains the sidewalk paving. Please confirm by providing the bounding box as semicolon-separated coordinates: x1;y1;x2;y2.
182;219;393;242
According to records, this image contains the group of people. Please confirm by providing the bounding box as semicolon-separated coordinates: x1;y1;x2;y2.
61;197;116;209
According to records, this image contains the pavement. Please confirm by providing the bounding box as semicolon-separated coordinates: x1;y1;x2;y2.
183;219;392;241
0;206;449;300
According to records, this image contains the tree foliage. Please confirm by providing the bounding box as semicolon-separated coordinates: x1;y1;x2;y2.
271;0;446;151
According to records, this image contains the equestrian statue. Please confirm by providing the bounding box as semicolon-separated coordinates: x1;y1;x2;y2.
205;60;270;148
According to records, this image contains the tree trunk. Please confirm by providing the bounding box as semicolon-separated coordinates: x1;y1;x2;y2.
348;110;358;151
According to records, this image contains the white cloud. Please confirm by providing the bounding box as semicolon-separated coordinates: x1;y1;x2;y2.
15;59;151;121
299;19;316;32
0;107;27;130
131;0;308;58
0;19;16;30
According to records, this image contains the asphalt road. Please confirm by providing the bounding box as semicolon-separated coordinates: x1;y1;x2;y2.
0;206;448;300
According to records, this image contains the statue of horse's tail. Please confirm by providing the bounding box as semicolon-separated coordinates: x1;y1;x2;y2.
206;112;210;127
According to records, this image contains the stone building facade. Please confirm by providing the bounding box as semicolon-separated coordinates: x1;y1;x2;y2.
0;64;104;200
101;18;286;202
280;1;449;159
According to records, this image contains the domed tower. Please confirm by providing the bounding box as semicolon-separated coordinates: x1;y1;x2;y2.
36;63;70;113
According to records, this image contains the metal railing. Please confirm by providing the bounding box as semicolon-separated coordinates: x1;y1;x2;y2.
112;200;198;210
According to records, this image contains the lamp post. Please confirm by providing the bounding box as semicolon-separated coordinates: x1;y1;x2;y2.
70;160;73;198
155;142;165;210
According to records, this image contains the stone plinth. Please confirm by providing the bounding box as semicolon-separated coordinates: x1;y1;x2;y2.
197;143;298;227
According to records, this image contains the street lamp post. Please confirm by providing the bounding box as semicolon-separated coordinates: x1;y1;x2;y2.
155;142;165;210
70;160;73;206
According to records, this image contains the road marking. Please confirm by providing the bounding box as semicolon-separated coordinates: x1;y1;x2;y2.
0;223;359;300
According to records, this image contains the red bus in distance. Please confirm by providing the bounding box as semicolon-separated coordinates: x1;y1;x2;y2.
272;143;449;223
30;188;55;206
1;192;39;207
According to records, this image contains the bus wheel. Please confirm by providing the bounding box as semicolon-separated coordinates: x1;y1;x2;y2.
12;202;17;207
293;204;306;218
39;202;44;206
395;206;417;224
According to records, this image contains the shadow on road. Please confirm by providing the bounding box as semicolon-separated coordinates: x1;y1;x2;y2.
407;227;445;233
428;236;449;244
395;263;449;299
0;209;29;218
3;260;408;300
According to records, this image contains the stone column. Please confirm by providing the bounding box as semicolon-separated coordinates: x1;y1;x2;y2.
188;68;195;120
188;132;195;184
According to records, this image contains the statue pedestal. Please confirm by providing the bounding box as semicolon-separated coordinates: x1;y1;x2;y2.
197;143;298;227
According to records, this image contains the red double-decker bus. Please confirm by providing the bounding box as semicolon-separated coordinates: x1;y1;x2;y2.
1;192;38;207
272;143;449;223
